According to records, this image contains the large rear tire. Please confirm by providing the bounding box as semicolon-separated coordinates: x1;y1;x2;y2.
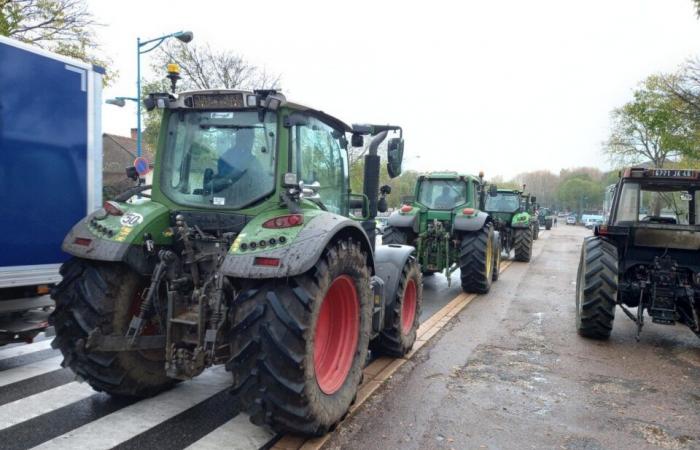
50;258;175;397
576;237;618;339
459;223;495;294
513;228;532;262
227;238;372;436
371;258;422;357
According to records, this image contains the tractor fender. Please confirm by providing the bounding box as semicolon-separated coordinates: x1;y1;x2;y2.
220;212;374;279
374;244;417;327
453;211;490;232
511;212;532;228
387;210;419;233
62;217;131;262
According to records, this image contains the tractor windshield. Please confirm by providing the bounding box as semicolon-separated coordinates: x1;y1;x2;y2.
160;110;277;209
417;179;467;209
485;193;521;213
614;181;700;225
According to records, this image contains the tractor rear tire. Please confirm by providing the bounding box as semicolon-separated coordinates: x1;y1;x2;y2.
492;235;501;282
382;226;408;246
459;223;495;294
513;228;532;262
576;237;618;339
50;258;175;397
227;238;372;436
545;219;552;231
371;258;422;357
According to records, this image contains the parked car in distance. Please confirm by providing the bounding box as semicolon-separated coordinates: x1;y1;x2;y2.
584;217;604;229
376;217;388;234
566;215;577;225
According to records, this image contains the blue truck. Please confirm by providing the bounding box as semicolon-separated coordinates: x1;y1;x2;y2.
0;36;103;345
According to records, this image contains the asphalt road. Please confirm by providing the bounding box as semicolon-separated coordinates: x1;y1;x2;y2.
326;225;700;450
1;225;697;449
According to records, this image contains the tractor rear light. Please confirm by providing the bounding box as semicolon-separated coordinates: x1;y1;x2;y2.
74;237;92;246
103;201;124;216
262;214;304;229
400;205;413;213
462;208;475;215
254;257;280;267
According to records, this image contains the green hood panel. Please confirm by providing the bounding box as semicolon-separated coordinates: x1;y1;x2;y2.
511;212;532;227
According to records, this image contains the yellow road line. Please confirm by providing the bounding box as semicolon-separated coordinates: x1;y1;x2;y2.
273;259;515;450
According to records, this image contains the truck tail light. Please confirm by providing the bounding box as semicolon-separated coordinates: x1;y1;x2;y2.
103;201;124;216
262;214;304;229
254;257;280;267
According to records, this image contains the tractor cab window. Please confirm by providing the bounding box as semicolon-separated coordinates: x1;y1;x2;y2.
292;117;348;215
485;193;520;212
417;180;467;209
161;110;277;209
614;181;699;225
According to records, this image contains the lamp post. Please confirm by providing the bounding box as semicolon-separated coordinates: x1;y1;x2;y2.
105;96;137;107
136;30;193;156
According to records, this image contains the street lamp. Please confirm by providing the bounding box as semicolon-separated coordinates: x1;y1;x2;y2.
106;96;137;107
136;30;193;156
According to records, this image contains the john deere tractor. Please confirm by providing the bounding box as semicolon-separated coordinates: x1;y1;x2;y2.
485;188;536;262
382;172;500;294
50;82;423;436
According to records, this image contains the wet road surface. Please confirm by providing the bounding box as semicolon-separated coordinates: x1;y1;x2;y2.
325;225;700;450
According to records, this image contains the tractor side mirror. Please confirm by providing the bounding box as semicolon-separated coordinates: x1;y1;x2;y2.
387;138;404;178
351;133;364;147
489;184;498;197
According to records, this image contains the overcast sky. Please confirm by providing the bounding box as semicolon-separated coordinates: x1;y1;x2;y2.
94;0;700;179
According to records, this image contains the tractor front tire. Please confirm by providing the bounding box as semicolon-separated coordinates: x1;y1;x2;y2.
459;224;495;294
382;226;408;246
576;237;618;339
227;238;372;436
513;228;533;262
50;258;175;397
371;258;422;357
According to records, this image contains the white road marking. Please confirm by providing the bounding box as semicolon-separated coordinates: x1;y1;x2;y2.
0;339;54;362
0;382;94;430
32;367;232;450
186;414;275;450
0;356;63;387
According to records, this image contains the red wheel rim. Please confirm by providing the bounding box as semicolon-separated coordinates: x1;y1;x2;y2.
401;279;417;335
314;275;360;395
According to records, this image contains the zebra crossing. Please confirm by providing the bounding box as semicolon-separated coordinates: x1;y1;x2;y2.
0;265;468;450
0;334;278;450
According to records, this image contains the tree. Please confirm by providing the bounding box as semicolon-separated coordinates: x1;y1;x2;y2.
0;0;114;84
141;41;281;150
558;177;604;212
151;41;280;91
604;75;696;168
512;170;560;207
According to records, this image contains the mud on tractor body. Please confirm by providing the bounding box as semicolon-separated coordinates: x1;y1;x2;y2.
382;172;500;294
576;167;700;341
50;87;423;436
485;188;537;262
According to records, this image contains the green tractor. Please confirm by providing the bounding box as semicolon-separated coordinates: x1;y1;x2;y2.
382;172;500;294
49;83;424;436
485;188;537;262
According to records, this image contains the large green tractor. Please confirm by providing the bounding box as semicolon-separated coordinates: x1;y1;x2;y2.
49;82;423;436
485;189;536;262
382;172;500;294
